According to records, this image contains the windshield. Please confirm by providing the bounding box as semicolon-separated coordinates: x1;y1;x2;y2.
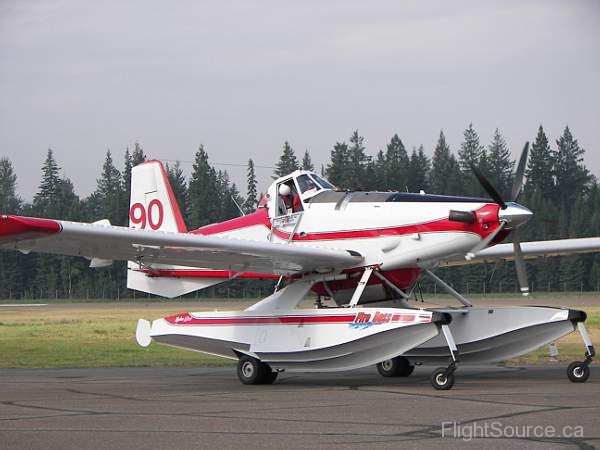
311;174;334;190
297;174;320;194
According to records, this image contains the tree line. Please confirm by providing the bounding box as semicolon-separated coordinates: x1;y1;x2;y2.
0;123;599;299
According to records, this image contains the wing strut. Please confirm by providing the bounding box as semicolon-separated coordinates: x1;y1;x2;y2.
423;269;472;307
372;270;410;299
347;267;374;308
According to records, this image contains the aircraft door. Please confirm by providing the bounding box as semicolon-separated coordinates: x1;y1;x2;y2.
271;179;303;240
275;179;302;216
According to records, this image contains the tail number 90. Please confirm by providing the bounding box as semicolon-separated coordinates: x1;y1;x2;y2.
130;200;164;230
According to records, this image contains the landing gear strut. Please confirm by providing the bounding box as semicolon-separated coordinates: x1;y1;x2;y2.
567;321;595;383
430;323;459;390
237;355;278;385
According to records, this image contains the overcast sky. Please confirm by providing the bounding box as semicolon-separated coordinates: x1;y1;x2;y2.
1;0;599;201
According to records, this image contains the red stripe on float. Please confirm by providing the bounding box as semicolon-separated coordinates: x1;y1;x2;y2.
165;312;357;325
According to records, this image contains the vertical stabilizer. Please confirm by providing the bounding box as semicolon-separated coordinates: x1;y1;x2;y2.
128;160;187;233
127;160;222;298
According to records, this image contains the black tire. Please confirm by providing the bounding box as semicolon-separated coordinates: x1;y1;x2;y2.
237;356;269;385
376;356;414;377
567;361;590;383
431;367;455;390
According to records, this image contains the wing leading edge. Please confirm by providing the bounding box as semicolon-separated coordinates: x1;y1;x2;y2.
0;215;363;275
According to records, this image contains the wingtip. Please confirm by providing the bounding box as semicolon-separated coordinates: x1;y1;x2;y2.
0;215;62;241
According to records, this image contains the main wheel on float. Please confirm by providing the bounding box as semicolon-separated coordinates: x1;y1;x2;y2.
237;355;278;385
376;356;415;377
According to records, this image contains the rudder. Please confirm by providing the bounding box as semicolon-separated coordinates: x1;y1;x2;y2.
126;160;223;298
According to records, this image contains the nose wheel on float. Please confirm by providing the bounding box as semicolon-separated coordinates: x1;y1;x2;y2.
430;362;456;390
567;321;595;383
430;324;459;390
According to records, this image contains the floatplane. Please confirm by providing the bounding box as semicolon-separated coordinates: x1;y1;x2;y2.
2;144;598;389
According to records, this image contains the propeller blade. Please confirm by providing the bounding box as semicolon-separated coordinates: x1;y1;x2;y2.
466;221;507;260
510;142;530;201
470;164;506;209
513;234;529;296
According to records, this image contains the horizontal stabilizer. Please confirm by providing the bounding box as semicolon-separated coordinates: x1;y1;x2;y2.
127;267;223;298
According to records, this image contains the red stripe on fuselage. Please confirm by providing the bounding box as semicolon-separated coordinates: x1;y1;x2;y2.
192;208;271;236
190;203;500;242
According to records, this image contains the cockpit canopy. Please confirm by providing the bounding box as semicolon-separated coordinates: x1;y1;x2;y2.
265;170;335;217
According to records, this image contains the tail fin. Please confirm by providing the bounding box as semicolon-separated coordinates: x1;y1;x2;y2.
126;160;223;298
128;160;187;233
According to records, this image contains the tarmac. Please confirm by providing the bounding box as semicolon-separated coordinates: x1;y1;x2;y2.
1;365;598;449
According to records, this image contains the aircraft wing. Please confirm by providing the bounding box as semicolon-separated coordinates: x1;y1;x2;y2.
0;215;363;275
440;237;600;267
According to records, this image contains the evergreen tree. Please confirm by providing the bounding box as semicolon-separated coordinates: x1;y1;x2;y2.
215;170;231;220
554;126;591;205
552;127;591;238
458;123;485;196
0;157;22;213
407;145;430;192
384;134;409;192
429;130;463;195
188;145;219;227
166;161;189;222
33;149;62;217
29;150;82;299
485;129;514;198
245;159;258;213
347;130;370;190
205;170;244;221
131;141;146;166
274;141;299;177
373;150;388;191
94;150;123;225
301;150;315;171
521;125;560;278
525;125;555;198
458;123;485;172
56;178;81;221
326;141;350;188
123;147;133;199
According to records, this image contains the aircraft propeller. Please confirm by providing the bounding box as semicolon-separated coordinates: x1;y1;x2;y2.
468;142;532;295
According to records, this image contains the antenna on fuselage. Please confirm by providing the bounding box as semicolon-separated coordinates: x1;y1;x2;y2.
231;196;246;217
